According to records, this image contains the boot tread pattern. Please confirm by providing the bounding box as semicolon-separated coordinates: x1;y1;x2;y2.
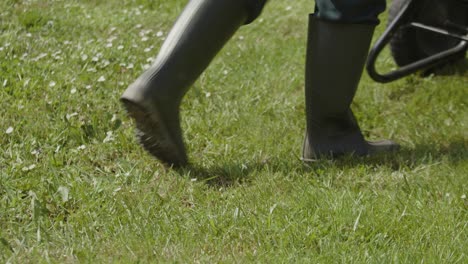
121;99;188;167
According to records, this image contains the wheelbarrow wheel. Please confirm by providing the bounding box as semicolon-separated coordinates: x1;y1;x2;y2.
389;0;467;69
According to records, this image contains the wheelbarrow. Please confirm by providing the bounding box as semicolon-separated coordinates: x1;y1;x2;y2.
366;0;468;83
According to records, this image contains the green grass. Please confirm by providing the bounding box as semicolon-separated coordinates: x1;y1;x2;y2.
1;0;467;262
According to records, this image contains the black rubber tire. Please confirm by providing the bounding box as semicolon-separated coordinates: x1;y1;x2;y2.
388;0;467;68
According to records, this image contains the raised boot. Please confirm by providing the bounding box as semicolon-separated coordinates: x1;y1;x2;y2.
121;0;266;167
302;15;399;161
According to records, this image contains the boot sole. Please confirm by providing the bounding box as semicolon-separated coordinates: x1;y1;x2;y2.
121;99;188;167
302;141;400;162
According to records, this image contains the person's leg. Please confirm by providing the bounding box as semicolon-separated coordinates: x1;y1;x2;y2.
121;0;268;167
314;0;386;24
302;0;399;160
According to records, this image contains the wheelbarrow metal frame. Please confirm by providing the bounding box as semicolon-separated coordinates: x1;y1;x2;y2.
366;0;468;83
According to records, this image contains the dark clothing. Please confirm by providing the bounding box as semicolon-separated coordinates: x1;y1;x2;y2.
245;0;386;24
245;0;269;24
315;0;386;24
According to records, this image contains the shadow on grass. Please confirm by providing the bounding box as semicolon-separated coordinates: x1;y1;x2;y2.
175;139;467;188
175;162;263;188
346;145;462;169
423;57;468;76
305;139;467;173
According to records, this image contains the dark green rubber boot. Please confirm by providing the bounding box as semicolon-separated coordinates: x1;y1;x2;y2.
302;15;399;161
121;0;258;167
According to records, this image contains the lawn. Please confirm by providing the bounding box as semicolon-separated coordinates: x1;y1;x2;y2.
1;0;467;263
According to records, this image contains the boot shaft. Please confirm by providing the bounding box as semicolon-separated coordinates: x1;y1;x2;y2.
305;15;375;119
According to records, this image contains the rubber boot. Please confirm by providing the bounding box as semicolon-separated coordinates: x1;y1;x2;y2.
121;0;259;167
302;15;399;161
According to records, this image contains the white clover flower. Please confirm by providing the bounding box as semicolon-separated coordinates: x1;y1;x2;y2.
103;131;115;143
22;164;36;172
77;145;86;150
5;127;13;134
97;76;106;82
93;52;103;60
57;186;69;202
156;31;164;37
49;81;56;87
117;45;124;50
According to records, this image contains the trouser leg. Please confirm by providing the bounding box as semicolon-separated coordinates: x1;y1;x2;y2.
314;0;386;24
